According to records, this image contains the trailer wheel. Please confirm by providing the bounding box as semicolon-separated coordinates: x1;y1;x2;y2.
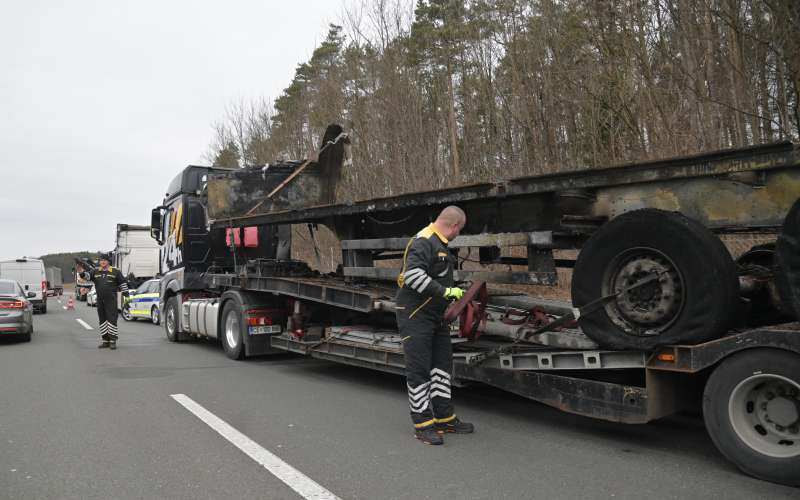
221;300;246;360
703;348;800;486
164;297;180;342
775;198;800;319
572;209;738;350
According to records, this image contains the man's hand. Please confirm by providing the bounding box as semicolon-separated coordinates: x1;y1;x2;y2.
123;293;131;304
443;287;465;300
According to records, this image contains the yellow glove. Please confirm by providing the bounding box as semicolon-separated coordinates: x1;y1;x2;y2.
443;287;465;300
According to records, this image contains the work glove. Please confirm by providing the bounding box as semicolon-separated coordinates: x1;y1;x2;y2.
443;287;465;300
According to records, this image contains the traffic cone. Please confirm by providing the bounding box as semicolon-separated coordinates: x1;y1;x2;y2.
66;296;75;310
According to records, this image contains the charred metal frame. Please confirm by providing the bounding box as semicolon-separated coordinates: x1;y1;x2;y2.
207;141;800;286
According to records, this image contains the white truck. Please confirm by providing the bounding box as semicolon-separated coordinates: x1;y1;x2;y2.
0;258;48;313
46;267;63;296
113;224;160;289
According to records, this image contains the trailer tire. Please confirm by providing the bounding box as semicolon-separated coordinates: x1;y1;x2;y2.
221;300;246;360
572;209;739;350
775;198;800;319
164;297;180;342
703;348;800;486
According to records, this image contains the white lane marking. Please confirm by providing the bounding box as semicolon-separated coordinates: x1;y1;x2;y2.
76;318;93;330
171;394;340;500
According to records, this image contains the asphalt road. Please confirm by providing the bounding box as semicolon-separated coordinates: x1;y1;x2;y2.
0;295;797;500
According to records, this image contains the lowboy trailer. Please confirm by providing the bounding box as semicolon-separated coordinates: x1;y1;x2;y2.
152;126;800;486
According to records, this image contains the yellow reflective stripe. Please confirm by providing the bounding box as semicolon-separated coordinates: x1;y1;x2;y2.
434;415;456;424
414;419;435;429
409;297;432;318
397;237;415;288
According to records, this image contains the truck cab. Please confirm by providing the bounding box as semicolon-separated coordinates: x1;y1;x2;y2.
151;166;232;307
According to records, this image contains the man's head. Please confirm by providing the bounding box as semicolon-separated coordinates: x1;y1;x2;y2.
98;253;111;269
434;206;466;241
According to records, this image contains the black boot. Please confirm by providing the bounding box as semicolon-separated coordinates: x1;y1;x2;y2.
415;426;444;445
109;341;117;350
435;417;474;434
98;341;110;348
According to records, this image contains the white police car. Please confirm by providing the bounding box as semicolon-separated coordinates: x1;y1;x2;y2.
121;279;160;324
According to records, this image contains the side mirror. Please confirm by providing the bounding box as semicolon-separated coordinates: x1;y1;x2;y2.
27;292;35;298
151;207;163;244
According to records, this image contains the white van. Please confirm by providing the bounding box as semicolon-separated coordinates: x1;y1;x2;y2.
0;258;48;313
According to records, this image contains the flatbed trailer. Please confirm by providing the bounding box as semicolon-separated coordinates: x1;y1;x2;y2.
152;132;800;486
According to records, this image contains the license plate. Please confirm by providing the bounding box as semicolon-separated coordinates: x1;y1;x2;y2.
248;325;281;335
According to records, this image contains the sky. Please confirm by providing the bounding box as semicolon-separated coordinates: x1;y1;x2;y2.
0;0;345;259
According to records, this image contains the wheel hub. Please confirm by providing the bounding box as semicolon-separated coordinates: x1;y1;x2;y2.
730;374;800;458
605;251;683;335
756;382;800;438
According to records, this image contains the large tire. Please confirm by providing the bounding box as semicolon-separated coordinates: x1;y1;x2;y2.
572;209;739;350
221;300;246;360
703;348;800;486
775;198;800;319
164;297;180;342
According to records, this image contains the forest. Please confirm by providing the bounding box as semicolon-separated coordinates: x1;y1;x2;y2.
207;0;799;202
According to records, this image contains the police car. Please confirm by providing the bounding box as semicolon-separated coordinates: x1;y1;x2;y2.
121;279;160;324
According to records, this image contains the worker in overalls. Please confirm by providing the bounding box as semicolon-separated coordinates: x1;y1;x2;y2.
77;253;129;349
396;206;475;445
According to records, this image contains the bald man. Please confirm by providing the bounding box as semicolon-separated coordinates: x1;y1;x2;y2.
396;206;475;445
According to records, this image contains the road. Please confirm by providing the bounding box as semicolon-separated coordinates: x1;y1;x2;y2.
0;294;796;500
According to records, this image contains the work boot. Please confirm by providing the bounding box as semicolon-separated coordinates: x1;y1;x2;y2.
98;341;110;349
415;426;444;445
435;417;474;434
109;342;117;350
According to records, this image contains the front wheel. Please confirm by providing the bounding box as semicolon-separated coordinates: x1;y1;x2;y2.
164;297;180;342
703;348;800;486
221;301;246;360
121;305;133;321
151;306;160;325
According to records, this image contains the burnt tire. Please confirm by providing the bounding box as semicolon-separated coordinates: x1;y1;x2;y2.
572;209;739;350
703;349;800;486
775;198;800;319
221;300;246;360
164;297;180;342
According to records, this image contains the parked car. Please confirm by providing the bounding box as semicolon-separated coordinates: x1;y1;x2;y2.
121;279;160;324
0;279;34;341
86;285;97;307
0;258;47;313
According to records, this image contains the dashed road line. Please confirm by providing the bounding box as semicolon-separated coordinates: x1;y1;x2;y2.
171;393;340;500
76;319;93;330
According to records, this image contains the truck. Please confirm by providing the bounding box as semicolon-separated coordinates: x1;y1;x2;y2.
151;125;800;486
45;267;63;297
73;258;95;301
113;224;160;289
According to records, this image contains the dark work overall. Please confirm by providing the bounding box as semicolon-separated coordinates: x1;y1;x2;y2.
395;224;457;431
86;267;128;343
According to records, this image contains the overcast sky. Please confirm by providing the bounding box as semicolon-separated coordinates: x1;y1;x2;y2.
0;0;344;259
